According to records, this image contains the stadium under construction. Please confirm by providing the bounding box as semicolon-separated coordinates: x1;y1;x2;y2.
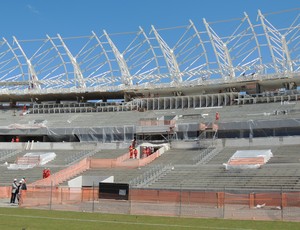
0;9;299;221
0;9;299;143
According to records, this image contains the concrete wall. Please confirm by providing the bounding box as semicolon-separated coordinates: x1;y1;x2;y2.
219;136;300;147
0;141;129;150
68;175;114;188
171;140;201;149
172;136;300;149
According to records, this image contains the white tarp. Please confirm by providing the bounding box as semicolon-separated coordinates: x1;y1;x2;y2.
230;149;273;162
7;152;56;170
24;152;56;165
223;149;273;170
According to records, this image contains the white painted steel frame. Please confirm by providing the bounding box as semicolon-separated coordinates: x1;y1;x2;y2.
0;9;298;93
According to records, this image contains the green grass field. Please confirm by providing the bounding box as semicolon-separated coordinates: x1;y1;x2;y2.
0;207;299;230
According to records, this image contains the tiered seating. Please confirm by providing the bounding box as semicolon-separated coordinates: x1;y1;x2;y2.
28;101;141;115
0;142;299;190
0;149;91;185
145;164;300;190
267;145;300;164
81;167;150;184
149;148;204;166
64;149;98;165
144;145;300;190
0;149;20;161
92;149;129;159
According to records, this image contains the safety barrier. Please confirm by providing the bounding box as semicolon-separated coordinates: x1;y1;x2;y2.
89;150;160;168
7;186;298;222
29;158;90;187
0;186;10;198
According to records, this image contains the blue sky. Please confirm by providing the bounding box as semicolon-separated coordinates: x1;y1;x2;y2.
0;0;299;39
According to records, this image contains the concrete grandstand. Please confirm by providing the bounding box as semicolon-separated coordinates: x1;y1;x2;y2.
0;8;299;199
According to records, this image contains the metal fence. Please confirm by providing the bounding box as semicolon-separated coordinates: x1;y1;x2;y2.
5;185;298;222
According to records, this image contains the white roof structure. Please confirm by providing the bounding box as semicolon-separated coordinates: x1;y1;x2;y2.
0;9;298;96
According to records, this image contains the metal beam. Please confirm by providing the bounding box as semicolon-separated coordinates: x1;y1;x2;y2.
203;18;235;81
91;31;114;80
57;34;86;88
281;35;293;72
258;10;278;73
46;35;69;83
2;38;25;82
151;25;182;84
244;12;263;73
13;36;40;89
103;30;132;86
189;20;210;71
138;26;161;75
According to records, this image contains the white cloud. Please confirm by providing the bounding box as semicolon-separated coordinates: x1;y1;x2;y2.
26;4;40;15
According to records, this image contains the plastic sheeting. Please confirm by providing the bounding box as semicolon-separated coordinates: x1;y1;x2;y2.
54;126;135;142
0;124;135;142
223;149;273;170
0;116;300;142
176;118;300;140
24;152;56;165
229;149;273;160
7;152;56;170
220;118;300;130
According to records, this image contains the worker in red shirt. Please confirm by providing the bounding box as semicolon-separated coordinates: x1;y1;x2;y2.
215;112;220;121
45;168;51;178
133;148;138;159
131;138;136;149
142;147;147;158
146;147;151;156
129;145;133;158
42;168;47;179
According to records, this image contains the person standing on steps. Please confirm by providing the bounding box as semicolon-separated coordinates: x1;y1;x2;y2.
131;138;136;149
10;179;18;204
17;180;23;205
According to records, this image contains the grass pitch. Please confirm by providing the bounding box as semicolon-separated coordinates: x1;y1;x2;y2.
0;207;299;230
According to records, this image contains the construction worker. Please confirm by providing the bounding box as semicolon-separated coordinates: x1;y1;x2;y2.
133;148;138;159
146;147;151;156
131;138;136;149
129;145;133;158
142;147;147;158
